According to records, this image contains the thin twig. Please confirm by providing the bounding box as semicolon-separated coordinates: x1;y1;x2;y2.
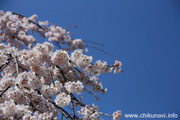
56;65;67;84
70;93;85;107
83;88;100;101
68;60;82;74
24;93;37;113
99;111;113;117
71;101;75;119
0;86;10;97
85;45;118;58
74;67;82;73
61;114;64;120
56;42;62;49
62;25;78;29
82;39;104;47
0;57;13;72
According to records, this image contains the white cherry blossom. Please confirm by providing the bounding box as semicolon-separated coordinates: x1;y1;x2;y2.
0;11;122;120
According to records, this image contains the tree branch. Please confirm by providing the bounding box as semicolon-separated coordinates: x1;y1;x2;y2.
0;86;10;98
85;45;118;58
0;56;13;72
71;101;75;119
12;12;45;31
35;89;73;120
99;111;113;117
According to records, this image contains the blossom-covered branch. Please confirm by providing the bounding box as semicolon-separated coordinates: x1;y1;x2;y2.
0;11;122;120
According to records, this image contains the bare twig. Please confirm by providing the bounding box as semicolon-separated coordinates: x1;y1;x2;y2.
62;25;78;29
82;39;104;47
99;111;113;117
56;42;62;49
85;45;118;58
71;101;75;119
84;88;100;101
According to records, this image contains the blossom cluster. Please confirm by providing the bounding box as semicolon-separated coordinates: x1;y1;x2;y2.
0;11;122;120
113;110;122;120
55;92;71;107
65;81;84;94
78;104;100;120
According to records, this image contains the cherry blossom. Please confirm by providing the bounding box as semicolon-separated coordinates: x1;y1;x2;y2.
0;10;122;120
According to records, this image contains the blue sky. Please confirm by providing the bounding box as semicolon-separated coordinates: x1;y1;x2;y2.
1;0;180;119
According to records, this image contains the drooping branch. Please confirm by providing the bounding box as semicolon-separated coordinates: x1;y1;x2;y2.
56;64;85;107
43;95;73;120
12;12;45;31
85;45;118;58
82;39;104;47
35;89;73;120
0;11;122;120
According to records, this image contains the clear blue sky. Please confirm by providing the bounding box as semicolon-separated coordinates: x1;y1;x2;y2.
1;0;180;119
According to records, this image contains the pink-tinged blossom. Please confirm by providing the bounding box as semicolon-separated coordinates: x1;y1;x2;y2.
51;50;69;66
45;31;53;37
78;55;92;69
65;81;84;94
0;53;7;66
7;86;28;104
0;11;122;120
78;104;100;120
55;92;71;107
0;74;15;88
29;14;38;21
113;110;122;120
39;20;49;26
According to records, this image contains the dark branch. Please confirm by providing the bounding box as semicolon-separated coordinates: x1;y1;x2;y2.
85;45;118;58
0;86;10;98
12;12;45;31
71;101;75;119
82;39;104;47
0;56;13;72
56;65;67;84
35;89;73;120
